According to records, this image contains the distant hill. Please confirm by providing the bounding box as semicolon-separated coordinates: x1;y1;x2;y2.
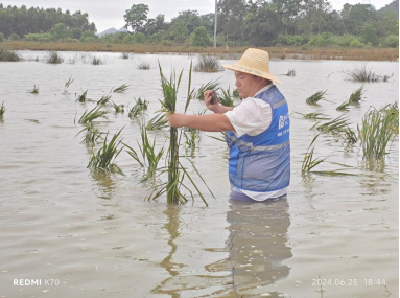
378;0;399;15
96;26;128;37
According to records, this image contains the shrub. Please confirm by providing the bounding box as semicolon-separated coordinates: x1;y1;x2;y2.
0;47;21;62
8;33;20;41
193;54;223;72
0;32;4;42
191;26;211;47
123;34;136;44
135;32;145;43
349;40;364;48
46;51;64;64
160;40;172;46
382;36;399;48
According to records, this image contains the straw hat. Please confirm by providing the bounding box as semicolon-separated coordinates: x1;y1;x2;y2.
222;48;282;84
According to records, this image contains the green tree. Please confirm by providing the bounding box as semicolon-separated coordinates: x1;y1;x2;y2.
191;26;211;46
123;4;149;33
172;21;188;42
362;23;378;45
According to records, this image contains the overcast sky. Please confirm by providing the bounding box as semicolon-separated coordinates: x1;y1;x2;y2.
3;0;395;32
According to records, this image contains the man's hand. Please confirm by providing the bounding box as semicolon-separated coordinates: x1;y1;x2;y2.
167;113;186;128
204;90;220;113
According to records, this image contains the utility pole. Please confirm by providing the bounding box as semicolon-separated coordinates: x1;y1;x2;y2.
214;0;217;48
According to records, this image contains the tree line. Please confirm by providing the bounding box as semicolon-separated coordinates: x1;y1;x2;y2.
0;0;398;48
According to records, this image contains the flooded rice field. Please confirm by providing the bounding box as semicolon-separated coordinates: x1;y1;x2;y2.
0;51;398;298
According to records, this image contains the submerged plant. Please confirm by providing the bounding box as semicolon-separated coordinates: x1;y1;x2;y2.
112;101;124;113
46;51;63;64
128;97;149;118
194;78;220;99
28;85;39;94
294;112;330;120
286;69;296;76
345;64;391;83
121;52;129;59
193;54;223;72
306;90;327;105
0;47;21;62
88;128;124;175
76;90;90;102
78;106;110;124
137;60;150;69
76;122;103;144
0;101;5;117
146;113;168;131
97;94;112;106
311;115;350;135
63;76;74;95
92;56;103;65
336;101;350;111
113;84;130;93
349;86;365;104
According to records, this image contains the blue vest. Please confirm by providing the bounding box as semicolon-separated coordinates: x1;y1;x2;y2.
226;85;290;192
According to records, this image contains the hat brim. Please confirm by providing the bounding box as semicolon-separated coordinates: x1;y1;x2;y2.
222;63;283;85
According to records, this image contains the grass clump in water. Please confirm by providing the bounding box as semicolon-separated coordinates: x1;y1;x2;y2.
113;84;130;93
294;112;330;120
137;60;150;69
97;94;112;106
88;128;124;175
285;69;296;76
121;52;129;59
112;101;124;113
193;54;223;72
311;115;350;135
302;134;327;174
0;101;5;118
0;47;21;62
349;86;365;104
194;79;220;99
306;90;327;105
76;122;103;144
128;97;149;118
63;76;74;95
28;85;39;94
76;90;90;102
78;106;110;124
92;56;103;65
46;51;63;64
345;64;392;83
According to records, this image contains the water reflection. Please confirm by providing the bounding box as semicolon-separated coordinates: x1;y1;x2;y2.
90;171;117;200
226;199;292;297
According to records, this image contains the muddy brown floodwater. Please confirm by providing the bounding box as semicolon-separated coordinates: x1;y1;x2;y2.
0;51;398;298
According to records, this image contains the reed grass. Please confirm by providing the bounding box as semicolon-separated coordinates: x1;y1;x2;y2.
113;84;130;93
92;56;103;65
78;106;110;124
294;112;330;120
97;94;112;106
336;101;350;111
345;64;392;82
0;101;5;117
112;101;124;113
194;79;220;99
219;88;235;107
146;113;168;130
357;104;398;159
76;90;89;102
63;76;74;95
88;128;124;175
302;134;327;173
184;128;200;152
193;54;223;72
121;52;129;59
76;122;103;144
342;127;358;144
46;50;63;64
310;115;350;134
349;86;364;104
306;90;327;105
286;69;296;76
137;60;150;69
0;47;21;61
28;84;39;94
128;97;149;118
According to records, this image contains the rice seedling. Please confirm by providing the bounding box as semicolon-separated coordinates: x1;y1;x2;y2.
63;76;74;95
286;69;296;76
345;64;391;83
92;56;103;65
28;85;39;94
26;119;40;123
113;84;130;93
349;86;364;104
219;88;235;107
208;131;227;142
194;78;220;99
78;106;110;124
128;97;149;118
342;127;357;144
76;122;103;144
137;60;150;69
0;47;21;62
310;115;350;135
76;90;90;102
294;112;330;120
121;52;129;59
232;89;240;98
46;51;63;64
193;54;223;72
0;101;5;117
302;134;327;174
112;101;124;113
145;113;168;131
357;105;398;159
97;94;112;106
88;128;124;175
382;101;399;135
306;90;327;105
184;128;200;152
336;100;350;111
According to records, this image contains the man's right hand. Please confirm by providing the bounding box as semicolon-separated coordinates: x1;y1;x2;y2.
204;90;220;113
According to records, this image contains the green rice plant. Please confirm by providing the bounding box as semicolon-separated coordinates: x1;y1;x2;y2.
194;78;220;99
26;119;40;123
219;88;235;107
184;128;200;152
294;112;330;120
345;64;391;83
78;106;110;124
28;85;39;94
349;86;364;104
336;100;350;111
92;56;103;65
76;90;90;102
0;47;21;62
97;93;112;106
286;69;296;76
113;84;130;93
306;90;327;105
232;89;240;98
88;128;124;175
112;101;124;113
76;122;103;144
357;106;398;159
46;51;63;64
342;127;357;144
208;131;227;142
193;54;223;72
0;101;5;117
382;101;399;135
145;113;168;130
137;60;150;69
128;97;149;118
63;76;74;95
310;115;350;135
302;134;327;174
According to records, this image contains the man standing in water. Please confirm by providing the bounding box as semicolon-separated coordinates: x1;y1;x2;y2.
167;48;290;202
